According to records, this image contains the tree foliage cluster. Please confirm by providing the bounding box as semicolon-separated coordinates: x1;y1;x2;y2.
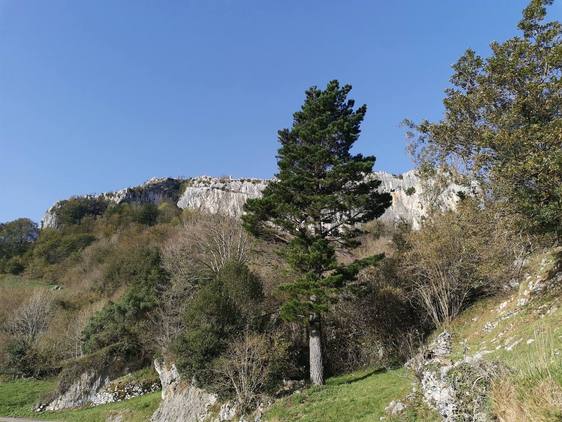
0;218;38;274
406;0;561;239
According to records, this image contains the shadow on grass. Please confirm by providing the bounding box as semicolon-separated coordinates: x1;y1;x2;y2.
329;368;387;386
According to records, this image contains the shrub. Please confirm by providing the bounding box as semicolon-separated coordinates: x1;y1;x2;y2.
82;247;168;362
214;332;290;412
132;204;159;226
5;256;25;275
54;197;108;227
405;187;416;196
30;229;96;270
174;262;264;389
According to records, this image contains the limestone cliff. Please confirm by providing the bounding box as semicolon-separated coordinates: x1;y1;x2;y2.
42;171;466;230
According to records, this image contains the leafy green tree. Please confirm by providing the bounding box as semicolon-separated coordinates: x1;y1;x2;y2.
243;80;391;384
406;0;561;239
0;218;38;272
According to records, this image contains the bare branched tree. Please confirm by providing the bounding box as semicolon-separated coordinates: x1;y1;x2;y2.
5;291;53;345
162;213;252;287
155;213;253;353
214;332;279;412
402;199;525;327
64;302;105;359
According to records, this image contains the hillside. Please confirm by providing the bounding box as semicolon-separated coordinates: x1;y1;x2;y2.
1;246;559;421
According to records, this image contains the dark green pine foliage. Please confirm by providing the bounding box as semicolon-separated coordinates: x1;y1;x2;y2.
243;81;391;377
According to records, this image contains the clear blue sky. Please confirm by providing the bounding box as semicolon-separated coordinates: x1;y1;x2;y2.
1;0;560;223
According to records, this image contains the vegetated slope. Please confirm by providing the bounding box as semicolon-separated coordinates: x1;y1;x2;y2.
444;247;562;421
264;247;562;421
265;367;438;422
0;378;160;422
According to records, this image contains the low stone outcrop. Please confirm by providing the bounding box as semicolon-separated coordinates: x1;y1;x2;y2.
150;359;219;422
151;359;268;422
406;332;500;421
38;370;109;411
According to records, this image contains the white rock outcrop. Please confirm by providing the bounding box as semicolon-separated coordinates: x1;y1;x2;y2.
43;171;467;230
41;371;110;411
177;177;268;218
407;332;498;421
151;359;219;422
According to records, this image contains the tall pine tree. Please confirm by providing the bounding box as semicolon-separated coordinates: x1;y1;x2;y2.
243;80;391;385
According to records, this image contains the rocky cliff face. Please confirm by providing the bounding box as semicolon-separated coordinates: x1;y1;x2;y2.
42;171;466;230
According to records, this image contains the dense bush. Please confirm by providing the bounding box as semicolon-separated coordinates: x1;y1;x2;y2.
82;246;168;363
100;202;180;233
324;261;423;375
174;261;264;389
54;197;109;227
28;229;96;276
0;218;38;273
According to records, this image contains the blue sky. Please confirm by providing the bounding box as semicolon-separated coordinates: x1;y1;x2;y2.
1;0;560;223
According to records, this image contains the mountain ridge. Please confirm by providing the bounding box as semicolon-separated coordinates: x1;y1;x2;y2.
42;170;467;230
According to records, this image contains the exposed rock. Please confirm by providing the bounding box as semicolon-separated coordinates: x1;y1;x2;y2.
42;370;110;411
218;402;238;421
385;399;406;415
177;177;267;218
154;358;180;399
408;331;498;421
151;359;267;422
37;369;160;412
42;171;468;230
151;359;219;422
91;376;160;406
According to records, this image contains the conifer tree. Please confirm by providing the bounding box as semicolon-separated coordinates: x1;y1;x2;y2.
243;80;391;385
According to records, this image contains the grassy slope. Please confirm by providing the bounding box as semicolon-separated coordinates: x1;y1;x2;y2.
0;378;57;417
266;249;562;421
265;367;429;422
0;377;160;422
410;248;562;420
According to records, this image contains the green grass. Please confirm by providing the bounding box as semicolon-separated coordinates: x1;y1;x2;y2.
265;367;414;422
0;377;161;422
0;378;58;417
37;392;161;422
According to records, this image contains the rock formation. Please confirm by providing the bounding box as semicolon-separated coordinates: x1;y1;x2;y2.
42;171;467;230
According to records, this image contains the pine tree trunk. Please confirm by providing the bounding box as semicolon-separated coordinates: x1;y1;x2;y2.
309;314;324;385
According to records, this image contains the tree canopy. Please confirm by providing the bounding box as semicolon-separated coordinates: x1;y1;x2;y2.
243;80;391;384
406;0;561;239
